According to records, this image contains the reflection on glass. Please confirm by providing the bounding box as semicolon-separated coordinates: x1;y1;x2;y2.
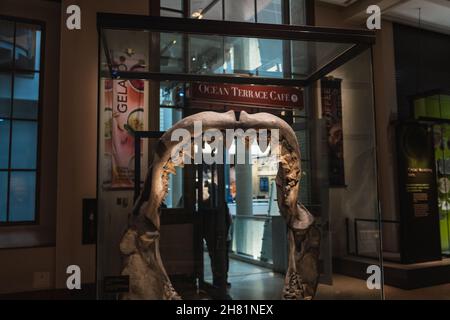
0;19;14;69
160;33;184;73
160;10;183;17
160;107;183;130
256;39;283;77
0;120;10;169
300;160;311;205
11;121;38;169
0;172;7;222
13;72;39;119
0;73;11;117
190;0;223;20
190;35;224;74
15;23;41;70
104;29;354;80
290;0;306;25
160;83;185;107
201;164;219;209
161;0;183;10
160;107;184;208
9;171;36;222
225;0;255;22
257;0;282;24
103;29;149;73
292;42;353;78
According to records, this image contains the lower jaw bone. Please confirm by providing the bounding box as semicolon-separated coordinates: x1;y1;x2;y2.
119;111;320;300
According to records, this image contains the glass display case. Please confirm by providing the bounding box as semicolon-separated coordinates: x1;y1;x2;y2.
97;13;382;300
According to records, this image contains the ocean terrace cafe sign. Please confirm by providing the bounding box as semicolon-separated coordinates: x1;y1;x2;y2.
189;83;304;110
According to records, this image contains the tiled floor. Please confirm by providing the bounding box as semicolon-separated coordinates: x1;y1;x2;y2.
205;256;450;300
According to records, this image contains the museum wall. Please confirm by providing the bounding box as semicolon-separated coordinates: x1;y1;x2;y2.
56;0;149;290
0;0;60;294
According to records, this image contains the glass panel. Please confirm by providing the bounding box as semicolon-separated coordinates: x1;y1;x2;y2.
0;73;12;117
0;19;14;69
256;38;283;77
104;29;355;80
292;41;353;79
160;107;184;208
0;120;10;169
160;33;184;73
160;107;183;131
9;171;36;222
161;0;183;10
102;29;149;73
11;121;38;169
13;72;39;119
15;23;41;71
161;10;184;18
257;0;282;24
160;83;185;107
190;0;223;20
0;171;7;222
290;0;306;25
190;35;224;74
225;0;256;22
316;49;382;299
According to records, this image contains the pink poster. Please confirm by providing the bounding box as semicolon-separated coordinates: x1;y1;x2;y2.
104;55;145;189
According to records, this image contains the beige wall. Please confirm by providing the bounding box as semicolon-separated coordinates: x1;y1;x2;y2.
56;0;149;289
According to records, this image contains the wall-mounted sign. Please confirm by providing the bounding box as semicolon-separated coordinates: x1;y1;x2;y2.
321;77;345;187
397;122;441;263
189;83;303;109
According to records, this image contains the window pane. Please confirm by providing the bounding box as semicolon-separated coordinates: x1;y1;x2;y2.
161;10;183;18
15;23;41;70
0;19;14;69
161;0;183;10
190;35;224;74
257;0;282;24
0;73;12;117
190;0;223;20
160;33;184;73
0;172;7;222
9;171;36;222
160;107;183;131
0;120;10;169
225;0;255;22
160;83;185;107
11;121;38;169
290;0;306;25
13;72;39;119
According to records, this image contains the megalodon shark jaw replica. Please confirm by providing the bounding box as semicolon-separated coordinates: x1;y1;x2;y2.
119;110;320;300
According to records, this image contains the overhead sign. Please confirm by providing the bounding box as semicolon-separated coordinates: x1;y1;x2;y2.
189;83;303;109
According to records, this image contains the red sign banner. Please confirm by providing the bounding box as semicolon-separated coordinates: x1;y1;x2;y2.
189;83;303;109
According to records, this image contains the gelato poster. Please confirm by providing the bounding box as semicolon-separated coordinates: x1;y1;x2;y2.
321;77;345;187
103;54;145;189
